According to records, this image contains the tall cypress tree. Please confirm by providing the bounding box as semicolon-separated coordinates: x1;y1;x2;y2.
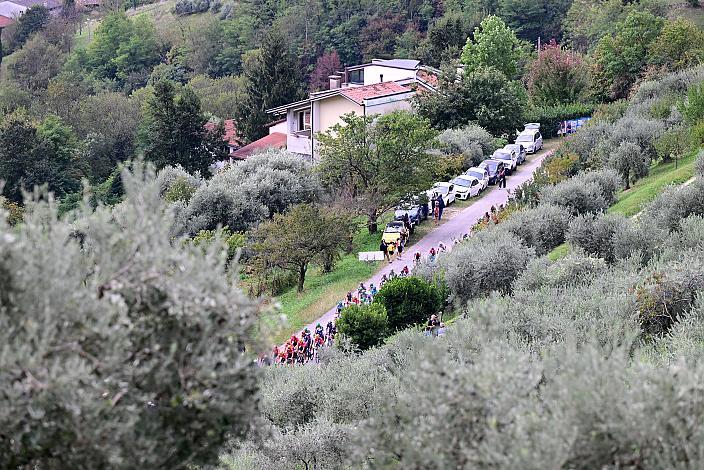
140;80;226;175
234;29;305;143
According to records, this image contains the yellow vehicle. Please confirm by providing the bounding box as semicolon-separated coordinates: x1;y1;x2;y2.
382;221;408;245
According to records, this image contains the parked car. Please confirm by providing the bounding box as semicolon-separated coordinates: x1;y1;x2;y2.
503;143;526;164
382;221;408;245
464;167;489;191
478;159;506;185
516;123;543;153
451;175;482;200
394;202;423;227
427;184;455;208
491;149;517;173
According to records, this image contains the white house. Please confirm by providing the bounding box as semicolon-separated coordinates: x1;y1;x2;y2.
267;58;439;161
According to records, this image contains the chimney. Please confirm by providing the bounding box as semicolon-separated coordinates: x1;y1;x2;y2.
379;73;384;83
329;74;342;90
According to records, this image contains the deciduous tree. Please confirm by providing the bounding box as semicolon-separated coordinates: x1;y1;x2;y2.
527;40;589;106
317;111;437;233
250;203;354;292
309;50;342;91
461;15;527;80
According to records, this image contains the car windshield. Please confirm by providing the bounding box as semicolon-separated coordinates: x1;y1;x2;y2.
452;177;473;187
517;134;533;143
505;145;518;152
466;170;484;179
482;161;498;170
494;151;510;159
385;224;403;233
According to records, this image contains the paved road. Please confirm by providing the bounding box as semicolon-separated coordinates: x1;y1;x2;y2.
300;145;555;332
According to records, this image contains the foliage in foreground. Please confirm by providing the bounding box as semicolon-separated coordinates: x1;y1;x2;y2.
0;166;260;468
336;304;390;351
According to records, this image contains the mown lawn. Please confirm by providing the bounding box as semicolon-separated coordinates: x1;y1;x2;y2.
547;152;698;261
608;152;697;217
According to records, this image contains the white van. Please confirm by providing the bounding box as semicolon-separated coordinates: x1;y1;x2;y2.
516;123;543;154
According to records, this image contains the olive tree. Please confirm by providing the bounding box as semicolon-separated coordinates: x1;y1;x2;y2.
0;165;260;468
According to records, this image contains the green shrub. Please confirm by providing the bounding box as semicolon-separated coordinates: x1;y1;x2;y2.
524;102;595;139
541;179;608;215
514;253;607;291
442;230;535;305
679;82;704;125
513;151;581;206
566;213;629;263
655;125;691;162
191;227;246;261
643;179;704;231
336;304;390;350
502;204;573;255
690;122;704;148
374;277;442;331
592;100;628;123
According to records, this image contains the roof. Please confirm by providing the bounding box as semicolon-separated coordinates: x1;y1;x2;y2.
11;0;61;8
0;14;12;27
371;58;420;70
205;119;241;148
339;82;410;105
0;1;26;17
232;132;287;159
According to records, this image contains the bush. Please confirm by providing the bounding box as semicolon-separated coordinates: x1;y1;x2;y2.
643;179;704;231
679;81;704;125
183;149;321;234
580;169;622;205
374;277;442;331
655;125;691;162
513;151;581;206
566;213;629;263
523;102;595;139
336;304;390;350
591;100;628;123
691;122;704;148
501;204;573;255
563;120;612;166
541;178;608;215
636;260;704;338
437;123;498;160
611;217;667;265
695;149;704;177
442;230;535;305
514;253;607;291
607;141;650;190
0;165;259;468
608;116;665;160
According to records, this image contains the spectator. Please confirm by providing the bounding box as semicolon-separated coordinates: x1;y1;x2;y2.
426;314;440;337
437;195;445;220
498;166;507;189
433;201;440;226
387;241;396;263
380;239;389;262
397;239;404;260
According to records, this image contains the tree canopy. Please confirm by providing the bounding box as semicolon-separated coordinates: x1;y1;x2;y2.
317;111;437;233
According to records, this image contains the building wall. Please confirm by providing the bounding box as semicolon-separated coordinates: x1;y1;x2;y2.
317;95;362;134
363;65;416;86
269;121;287;134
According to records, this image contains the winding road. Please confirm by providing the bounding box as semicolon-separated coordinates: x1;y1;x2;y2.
300;143;557;332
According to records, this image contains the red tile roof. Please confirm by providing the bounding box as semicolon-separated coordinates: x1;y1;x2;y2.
232;132;287;159
205;119;241;148
0;15;13;28
340;82;409;105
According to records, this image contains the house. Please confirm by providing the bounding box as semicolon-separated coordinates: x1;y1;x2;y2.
0;14;13;27
205;119;242;155
0;1;27;18
11;0;62;14
266;58;439;160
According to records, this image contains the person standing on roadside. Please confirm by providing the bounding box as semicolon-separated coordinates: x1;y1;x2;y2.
433;201;440;226
498;165;507;189
437;194;445;220
387;241;396;263
380;239;388;262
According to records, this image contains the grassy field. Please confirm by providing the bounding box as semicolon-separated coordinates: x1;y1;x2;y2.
547;152;698;260
607;152;697;217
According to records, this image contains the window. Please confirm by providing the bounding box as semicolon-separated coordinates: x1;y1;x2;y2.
296;110;311;132
348;69;364;84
